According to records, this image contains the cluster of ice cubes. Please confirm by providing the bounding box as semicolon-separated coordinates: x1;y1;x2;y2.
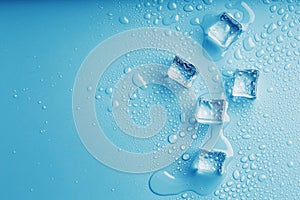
164;12;259;177
208;12;243;49
167;56;198;88
191;149;226;176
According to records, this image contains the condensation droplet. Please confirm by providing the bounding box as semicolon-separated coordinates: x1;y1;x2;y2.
168;134;178;144
233;170;240;180
119;16;129;24
182;153;190;160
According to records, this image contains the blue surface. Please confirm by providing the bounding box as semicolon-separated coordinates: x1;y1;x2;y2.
1;0;300;199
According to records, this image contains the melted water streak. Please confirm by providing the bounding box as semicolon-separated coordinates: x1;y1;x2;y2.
149;162;226;196
149;126;234;196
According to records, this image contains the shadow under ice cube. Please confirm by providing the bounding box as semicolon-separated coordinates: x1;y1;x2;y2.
195;98;228;124
232;69;259;99
208;12;242;49
167;56;198;88
191;149;226;176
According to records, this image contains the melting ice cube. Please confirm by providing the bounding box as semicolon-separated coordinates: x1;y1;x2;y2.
195;98;228;124
191;149;226;176
208;12;242;49
167;56;198;88
232;69;259;99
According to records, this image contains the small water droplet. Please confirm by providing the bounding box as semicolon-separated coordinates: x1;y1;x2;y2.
287;140;293;146
203;0;213;5
183;4;194;12
105;87;113;95
258;174;267;182
190;17;201;26
168;134;178;144
87;86;93;91
191;133;198;140
119;16;129;24
287;161;294;168
267;23;277;34
182;153;190;160
167;2;177;10
179;131;186;137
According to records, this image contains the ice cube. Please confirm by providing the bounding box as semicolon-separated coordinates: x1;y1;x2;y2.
232;69;259;99
191;149;226;176
195;98;228;124
167;56;198;88
208;12;242;49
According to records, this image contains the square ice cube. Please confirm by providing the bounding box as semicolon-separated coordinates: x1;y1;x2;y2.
232;69;259;99
191;149;226;176
195;98;228;124
167;56;198;88
208;12;242;49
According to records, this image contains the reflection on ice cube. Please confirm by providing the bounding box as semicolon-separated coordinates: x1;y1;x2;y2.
167;56;198;88
195;98;228;124
208;12;242;49
191;149;226;176
232;69;259;99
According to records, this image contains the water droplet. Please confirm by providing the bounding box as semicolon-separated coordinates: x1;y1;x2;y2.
182;153;190;160
179;131;186;137
123;67;132;74
243;36;255;51
42;105;47;110
196;4;203;11
112;100;119;107
181;193;188;198
242;134;251;139
190;17;201;26
256;49;265;57
203;0;213;5
167;2;177;10
183;4;194;12
277;8;285;15
168;134;178;144
269;5;277;13
233;170;240;180
234;49;243;60
287;140;293;146
119;16;129;24
105;87;113;95
191;134;198;140
258;174;267;182
95;95;101;100
287;161;294;168
87;86;93;91
267;23;277;34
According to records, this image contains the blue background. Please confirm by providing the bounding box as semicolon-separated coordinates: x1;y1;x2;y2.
1;0;299;199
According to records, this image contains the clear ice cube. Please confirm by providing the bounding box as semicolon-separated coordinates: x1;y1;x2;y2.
195;98;228;124
191;149;226;176
208;12;242;49
167;56;198;88
232;69;259;99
